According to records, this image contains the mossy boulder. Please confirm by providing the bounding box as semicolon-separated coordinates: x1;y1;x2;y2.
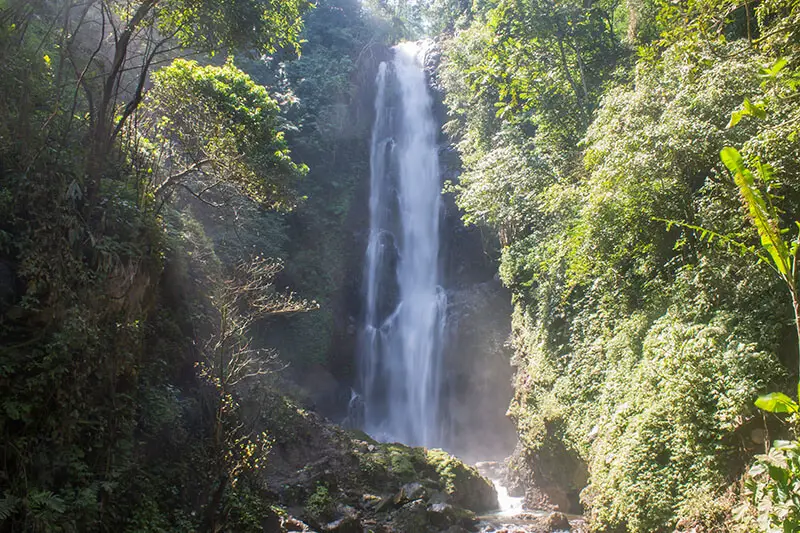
253;394;497;530
351;441;497;513
427;502;478;529
425;448;498;512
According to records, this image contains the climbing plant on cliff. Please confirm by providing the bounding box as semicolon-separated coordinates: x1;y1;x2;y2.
438;0;800;530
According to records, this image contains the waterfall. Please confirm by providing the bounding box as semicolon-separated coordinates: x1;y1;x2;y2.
358;42;446;448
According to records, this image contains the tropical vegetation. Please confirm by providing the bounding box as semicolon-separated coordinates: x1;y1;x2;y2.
1;0;800;531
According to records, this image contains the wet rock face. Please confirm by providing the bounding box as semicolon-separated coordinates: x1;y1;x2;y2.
441;279;517;462
505;442;588;515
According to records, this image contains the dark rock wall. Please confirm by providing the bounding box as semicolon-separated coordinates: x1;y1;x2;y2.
427;41;518;462
310;41;517;465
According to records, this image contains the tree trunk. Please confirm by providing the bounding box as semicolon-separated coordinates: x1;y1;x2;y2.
200;475;229;533
792;290;800;388
85;0;159;207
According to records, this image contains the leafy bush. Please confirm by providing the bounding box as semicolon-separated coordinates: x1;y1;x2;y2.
439;0;800;529
305;483;335;523
743;441;800;532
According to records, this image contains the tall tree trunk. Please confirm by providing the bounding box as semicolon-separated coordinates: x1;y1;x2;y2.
85;0;159;207
792;289;800;386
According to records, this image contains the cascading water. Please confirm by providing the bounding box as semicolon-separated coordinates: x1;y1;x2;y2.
352;43;573;532
353;41;572;532
358;42;446;448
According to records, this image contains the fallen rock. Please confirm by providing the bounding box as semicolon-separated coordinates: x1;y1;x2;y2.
545;512;571;531
394;482;428;505
393;499;430;532
322;515;362;533
427;502;477;529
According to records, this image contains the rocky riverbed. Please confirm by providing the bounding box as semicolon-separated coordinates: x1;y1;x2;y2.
250;391;586;532
252;391;496;532
473;462;586;533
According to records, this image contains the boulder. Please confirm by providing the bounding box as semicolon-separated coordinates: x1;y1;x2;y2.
281;516;312;532
322;515;362;533
394;482;427;506
425;449;498;512
427;502;477;529
545;512;571;532
393;499;430;532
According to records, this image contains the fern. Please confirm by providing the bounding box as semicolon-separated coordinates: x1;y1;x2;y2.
0;495;20;521
27;490;66;515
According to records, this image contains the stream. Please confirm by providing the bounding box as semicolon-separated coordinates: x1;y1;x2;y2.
474;462;584;533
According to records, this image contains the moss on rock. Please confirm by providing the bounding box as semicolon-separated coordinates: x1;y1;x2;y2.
425;448;498;512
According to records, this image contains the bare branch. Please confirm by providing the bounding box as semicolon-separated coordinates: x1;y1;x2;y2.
179;183;224;208
155;158;212;194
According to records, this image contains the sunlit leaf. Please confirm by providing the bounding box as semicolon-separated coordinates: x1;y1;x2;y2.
755;392;799;413
721;147;791;277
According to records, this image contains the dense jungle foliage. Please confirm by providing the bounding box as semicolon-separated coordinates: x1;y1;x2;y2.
0;0;414;530
3;0;800;531
436;0;800;530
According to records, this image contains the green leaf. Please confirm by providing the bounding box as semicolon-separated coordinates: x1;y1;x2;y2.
727;109;744;128
769;465;791;485
721;147;791;277
743;98;767;120
755;392;799;413
760;57;788;79
728;99;767;128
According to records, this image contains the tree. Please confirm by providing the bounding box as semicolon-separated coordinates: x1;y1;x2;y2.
138;58;307;211
479;0;622;150
198;256;314;531
2;0;310;206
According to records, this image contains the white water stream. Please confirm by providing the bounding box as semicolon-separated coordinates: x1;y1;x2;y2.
492;479;525;517
358;42;446;448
